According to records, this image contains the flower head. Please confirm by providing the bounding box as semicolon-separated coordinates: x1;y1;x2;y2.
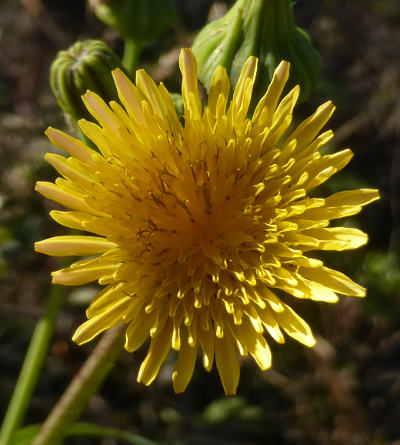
36;49;379;394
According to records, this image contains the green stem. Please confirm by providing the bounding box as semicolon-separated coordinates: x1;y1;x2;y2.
122;38;142;74
0;285;65;445
32;323;125;445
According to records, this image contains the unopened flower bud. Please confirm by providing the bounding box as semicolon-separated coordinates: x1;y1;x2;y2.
192;0;322;103
91;0;177;43
50;40;126;123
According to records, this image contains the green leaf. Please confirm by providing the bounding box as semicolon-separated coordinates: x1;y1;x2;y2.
9;425;39;445
202;396;246;423
12;422;159;445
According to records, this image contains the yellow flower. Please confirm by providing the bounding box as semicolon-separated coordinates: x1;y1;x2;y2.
35;48;379;395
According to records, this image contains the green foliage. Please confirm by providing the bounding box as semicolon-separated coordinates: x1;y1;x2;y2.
11;423;159;445
362;251;400;297
202;396;263;423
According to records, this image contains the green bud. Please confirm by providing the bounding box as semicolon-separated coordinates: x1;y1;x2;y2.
92;0;177;43
192;0;322;103
50;40;126;123
170;93;184;116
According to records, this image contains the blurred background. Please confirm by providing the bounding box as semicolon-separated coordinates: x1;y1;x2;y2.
0;1;399;444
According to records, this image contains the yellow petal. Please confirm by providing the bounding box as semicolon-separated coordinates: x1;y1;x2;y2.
52;261;118;286
325;189;380;207
301;189;380;220
172;329;198;393
253;60;290;125
179;48;202;120
274;303;316;347
35;235;116;256
258;306;285;343
35;182;93;214
78;120;113;158
137;319;173;386
287;101;335;153
228;322;248;357
239;319;272;370
304;149;354;191
301;227;368;251
149;298;169;337
271;86;300;131
157;82;183;137
136;69;167;123
125;310;156;353
82;91;122;135
299;266;366;297
45;153;94;184
298;278;339;303
86;283;125;318
228;56;258;121
208;65;230;117
72;297;130;344
248;334;271;370
45;127;96;165
215;333;240;395
198;327;215;371
302;205;360;221
123;294;147;323
50;210;92;232
112;68;147;128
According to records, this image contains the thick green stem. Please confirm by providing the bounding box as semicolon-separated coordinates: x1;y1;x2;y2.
122;38;142;74
0;285;64;445
32;323;125;445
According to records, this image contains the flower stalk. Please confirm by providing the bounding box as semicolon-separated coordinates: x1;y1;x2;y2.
0;285;64;445
32;323;125;445
122;38;143;74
